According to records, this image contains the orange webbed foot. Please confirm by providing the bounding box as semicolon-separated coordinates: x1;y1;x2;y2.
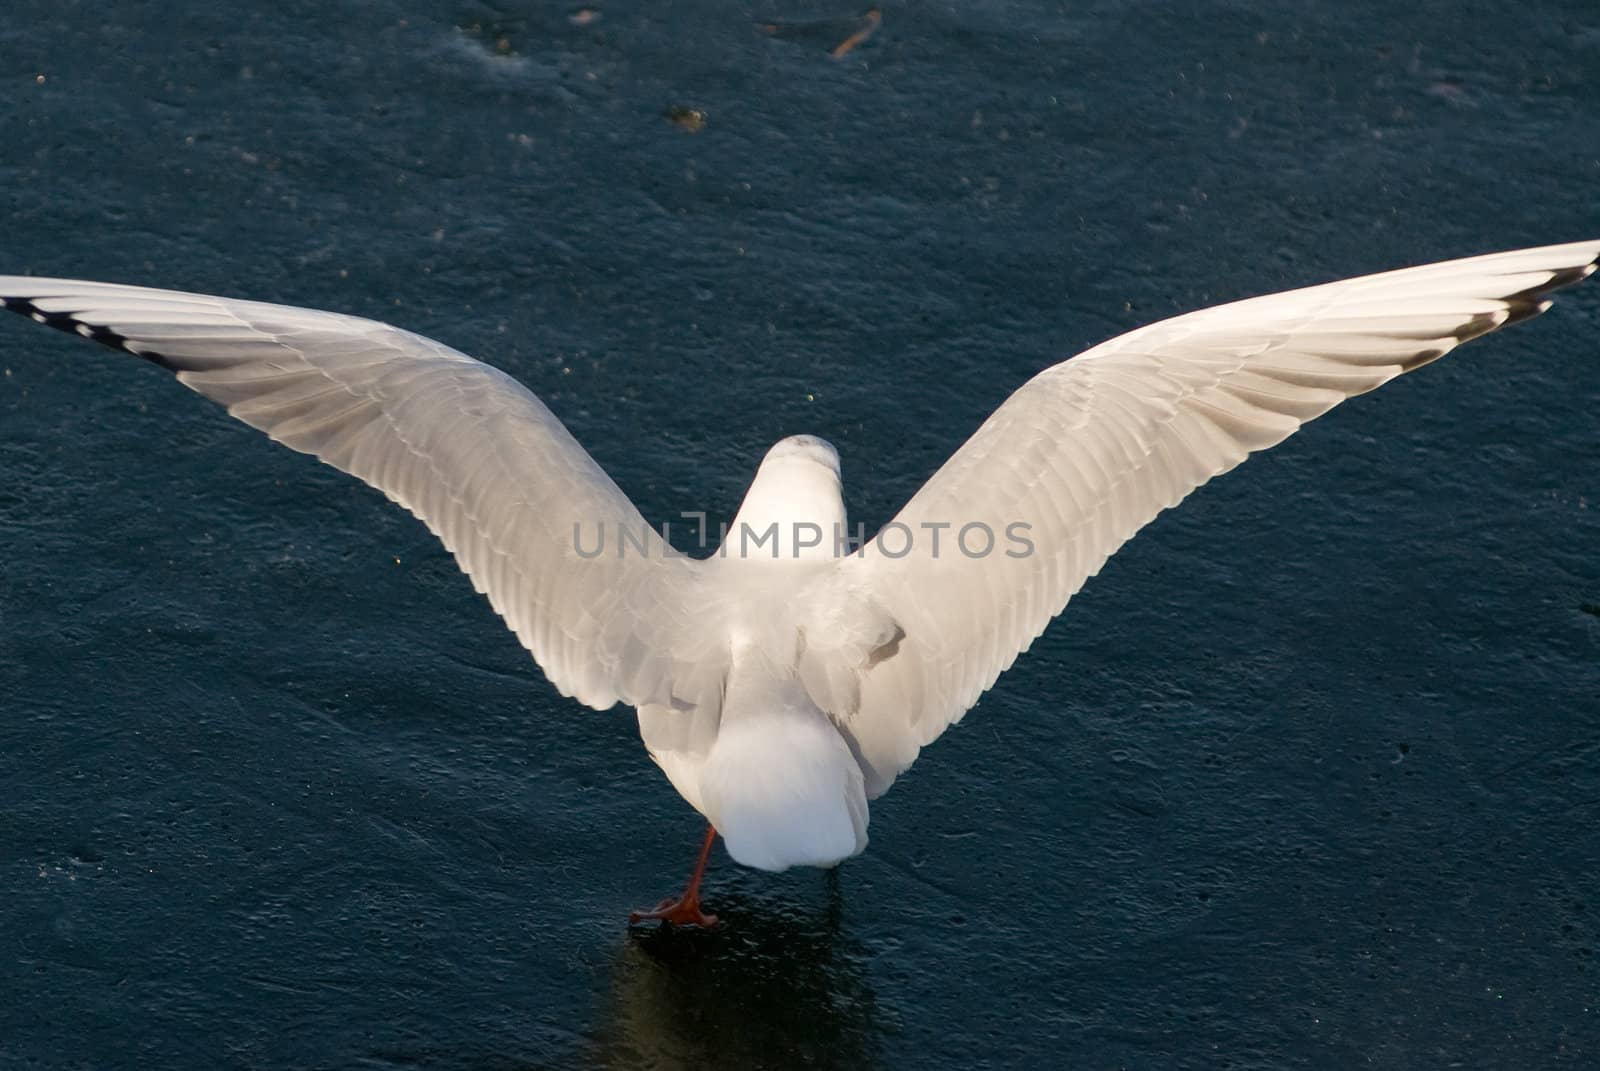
628;894;718;928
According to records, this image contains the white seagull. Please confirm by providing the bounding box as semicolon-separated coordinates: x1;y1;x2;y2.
2;239;1595;926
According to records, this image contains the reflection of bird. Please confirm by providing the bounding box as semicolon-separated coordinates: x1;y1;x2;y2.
3;240;1595;925
596;883;881;1069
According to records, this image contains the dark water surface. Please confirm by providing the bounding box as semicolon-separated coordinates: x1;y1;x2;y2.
3;2;1598;1067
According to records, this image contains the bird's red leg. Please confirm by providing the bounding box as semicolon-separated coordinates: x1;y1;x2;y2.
629;823;719;928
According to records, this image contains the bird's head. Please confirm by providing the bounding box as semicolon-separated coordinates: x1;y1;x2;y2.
724;435;848;560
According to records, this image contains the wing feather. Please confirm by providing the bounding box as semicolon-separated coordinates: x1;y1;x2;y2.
0;278;724;717
828;240;1600;796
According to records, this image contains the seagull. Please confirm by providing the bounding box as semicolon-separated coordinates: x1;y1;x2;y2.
2;240;1595;927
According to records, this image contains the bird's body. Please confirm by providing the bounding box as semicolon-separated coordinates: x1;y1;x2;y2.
643;436;869;871
2;240;1596;917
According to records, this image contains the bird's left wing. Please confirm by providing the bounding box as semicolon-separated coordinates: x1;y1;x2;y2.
818;239;1600;796
0;277;727;716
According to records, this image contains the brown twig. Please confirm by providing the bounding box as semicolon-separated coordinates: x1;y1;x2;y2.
831;8;882;59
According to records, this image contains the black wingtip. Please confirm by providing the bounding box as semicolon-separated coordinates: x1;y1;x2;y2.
1501;256;1599;328
0;294;172;368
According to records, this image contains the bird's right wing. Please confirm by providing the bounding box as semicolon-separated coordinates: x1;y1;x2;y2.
823;240;1600;796
0;278;726;715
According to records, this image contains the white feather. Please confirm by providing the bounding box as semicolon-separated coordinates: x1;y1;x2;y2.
2;238;1595;871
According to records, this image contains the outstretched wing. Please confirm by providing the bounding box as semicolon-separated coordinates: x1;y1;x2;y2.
0;278;724;715
827;239;1600;796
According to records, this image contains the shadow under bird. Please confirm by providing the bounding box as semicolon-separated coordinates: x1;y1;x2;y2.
2;240;1595;926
